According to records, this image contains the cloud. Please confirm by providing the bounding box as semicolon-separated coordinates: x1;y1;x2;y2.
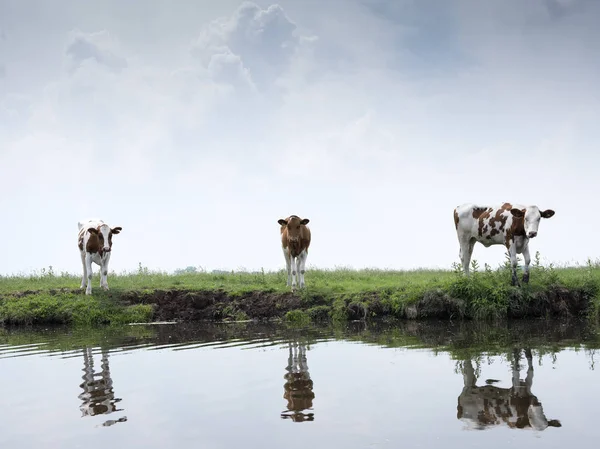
0;27;5;78
3;42;227;205
0;93;29;143
207;49;256;91
359;0;471;75
544;0;589;18
1;0;600;275
65;30;128;72
191;2;304;91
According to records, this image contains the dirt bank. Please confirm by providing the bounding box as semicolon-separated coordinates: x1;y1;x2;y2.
0;283;597;326
120;289;305;321
118;285;596;322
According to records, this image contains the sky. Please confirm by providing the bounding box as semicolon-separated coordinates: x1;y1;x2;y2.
1;0;599;276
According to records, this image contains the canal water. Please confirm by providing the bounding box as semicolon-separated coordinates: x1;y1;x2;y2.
1;319;599;448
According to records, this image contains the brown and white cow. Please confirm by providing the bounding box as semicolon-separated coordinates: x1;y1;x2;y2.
278;215;311;291
453;203;555;286
281;341;315;422
77;219;122;295
457;349;561;431
79;347;122;419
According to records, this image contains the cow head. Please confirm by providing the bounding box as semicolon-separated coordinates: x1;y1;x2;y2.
510;207;554;239
87;224;122;253
278;216;309;242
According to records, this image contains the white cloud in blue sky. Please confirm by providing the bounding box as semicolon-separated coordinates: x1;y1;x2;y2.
1;0;599;275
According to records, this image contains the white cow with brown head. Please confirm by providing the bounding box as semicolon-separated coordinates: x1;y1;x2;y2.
454;203;555;286
77;219;122;295
457;349;561;431
278;215;311;291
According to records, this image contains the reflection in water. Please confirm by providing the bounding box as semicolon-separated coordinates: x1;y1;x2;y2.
281;341;315;422
3;319;600;447
457;348;562;431
78;347;127;427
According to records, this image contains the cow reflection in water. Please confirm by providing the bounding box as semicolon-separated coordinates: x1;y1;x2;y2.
79;347;127;427
281;341;315;422
457;349;561;431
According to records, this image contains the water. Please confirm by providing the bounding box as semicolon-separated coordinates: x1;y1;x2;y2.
1;319;599;449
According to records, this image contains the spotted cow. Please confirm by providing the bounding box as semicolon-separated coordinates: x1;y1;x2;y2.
453;203;555;286
77;219;122;295
278;215;311;291
457;349;561;431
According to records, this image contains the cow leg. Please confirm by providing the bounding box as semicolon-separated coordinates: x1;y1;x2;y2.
458;236;474;276
511;348;522;389
467;239;475;267
80;251;87;289
522;245;531;284
298;250;308;288
462;359;476;387
101;253;111;290
85;253;94;295
298;344;308;372
283;247;292;287
509;243;520;286
291;257;300;291
523;348;535;395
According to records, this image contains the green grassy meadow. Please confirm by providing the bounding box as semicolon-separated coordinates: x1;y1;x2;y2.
1;255;599;326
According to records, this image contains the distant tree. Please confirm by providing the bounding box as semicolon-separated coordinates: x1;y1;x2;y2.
174;266;198;275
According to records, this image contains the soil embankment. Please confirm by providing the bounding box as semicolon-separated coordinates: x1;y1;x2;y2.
118;285;595;322
1;268;598;326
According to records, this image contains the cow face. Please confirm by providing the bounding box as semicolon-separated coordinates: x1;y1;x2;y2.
87;224;122;253
278;216;309;242
510;207;555;239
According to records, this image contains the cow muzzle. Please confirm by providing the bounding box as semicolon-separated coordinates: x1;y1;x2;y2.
103;247;111;253
527;232;537;238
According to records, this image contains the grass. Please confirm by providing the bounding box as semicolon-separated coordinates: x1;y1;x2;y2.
1;255;600;326
0;292;153;326
0;264;455;295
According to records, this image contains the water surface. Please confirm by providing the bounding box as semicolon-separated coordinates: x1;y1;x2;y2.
1;319;599;448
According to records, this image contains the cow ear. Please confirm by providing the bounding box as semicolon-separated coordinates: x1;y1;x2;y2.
111;227;122;234
300;218;310;225
87;227;98;235
510;208;525;218
541;209;555;219
278;219;288;226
